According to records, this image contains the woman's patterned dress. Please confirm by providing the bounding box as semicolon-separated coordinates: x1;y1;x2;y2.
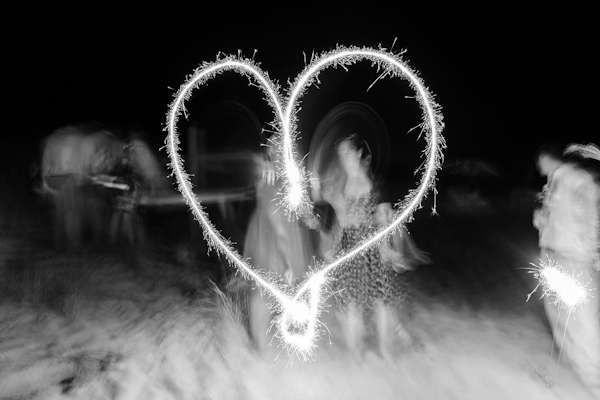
329;193;409;310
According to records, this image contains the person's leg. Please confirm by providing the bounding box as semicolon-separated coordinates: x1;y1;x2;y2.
545;251;600;396
109;210;120;243
375;302;396;362
337;303;364;360
132;210;145;245
556;255;600;397
122;212;134;244
249;289;271;351
52;196;66;248
569;298;600;398
63;179;83;247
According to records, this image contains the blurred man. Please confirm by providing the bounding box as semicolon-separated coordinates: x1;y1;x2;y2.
533;142;600;398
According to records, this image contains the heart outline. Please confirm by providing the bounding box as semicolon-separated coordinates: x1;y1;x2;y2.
165;45;445;358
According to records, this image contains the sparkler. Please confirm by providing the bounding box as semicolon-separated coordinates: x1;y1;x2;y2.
165;45;444;359
527;256;596;376
527;257;593;311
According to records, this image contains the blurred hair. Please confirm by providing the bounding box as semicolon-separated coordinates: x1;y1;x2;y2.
535;140;564;162
564;142;600;182
324;133;381;196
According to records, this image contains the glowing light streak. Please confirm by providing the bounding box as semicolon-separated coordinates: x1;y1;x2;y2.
165;57;291;305
277;274;326;358
527;257;594;311
165;46;445;359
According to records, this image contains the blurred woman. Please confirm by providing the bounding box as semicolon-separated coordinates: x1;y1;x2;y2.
311;134;429;361
243;146;314;351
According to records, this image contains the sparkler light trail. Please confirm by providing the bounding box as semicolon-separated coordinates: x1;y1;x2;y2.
165;45;445;359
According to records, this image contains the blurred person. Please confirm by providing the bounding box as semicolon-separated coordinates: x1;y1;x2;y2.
107;142;143;246
311;134;429;361
108;132;169;245
533;141;600;398
38;124;124;248
243;145;314;351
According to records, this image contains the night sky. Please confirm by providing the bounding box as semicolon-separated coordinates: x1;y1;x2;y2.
3;6;598;191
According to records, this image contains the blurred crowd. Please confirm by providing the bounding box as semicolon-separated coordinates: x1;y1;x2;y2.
243;132;431;360
32;110;600;398
34;116;432;362
35;123;169;249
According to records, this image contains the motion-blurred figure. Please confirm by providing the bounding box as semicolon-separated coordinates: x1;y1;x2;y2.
311;134;429;361
243;146;313;351
533;142;600;397
38;124;124;248
108;132;169;245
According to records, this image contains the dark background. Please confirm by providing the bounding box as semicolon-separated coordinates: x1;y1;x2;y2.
2;6;598;194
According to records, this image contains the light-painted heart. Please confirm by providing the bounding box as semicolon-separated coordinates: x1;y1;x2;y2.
165;45;444;359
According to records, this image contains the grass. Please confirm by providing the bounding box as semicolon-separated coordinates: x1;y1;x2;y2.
0;182;596;399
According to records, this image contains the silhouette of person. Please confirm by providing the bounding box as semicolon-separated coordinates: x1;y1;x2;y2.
243;145;313;351
533;141;600;397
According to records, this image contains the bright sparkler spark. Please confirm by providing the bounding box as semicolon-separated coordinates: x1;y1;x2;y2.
275;272;327;360
165;45;444;359
527;257;594;311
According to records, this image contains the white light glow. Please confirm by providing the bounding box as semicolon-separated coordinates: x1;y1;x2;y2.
528;257;594;311
165;46;444;359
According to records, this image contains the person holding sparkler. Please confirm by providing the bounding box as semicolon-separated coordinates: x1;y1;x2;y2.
533;142;600;397
311;134;427;361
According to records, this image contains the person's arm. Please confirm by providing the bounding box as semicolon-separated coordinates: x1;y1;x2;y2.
377;201;431;270
310;175;323;202
533;182;550;231
570;172;600;262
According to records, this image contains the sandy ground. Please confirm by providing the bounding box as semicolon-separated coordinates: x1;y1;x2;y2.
0;193;597;399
